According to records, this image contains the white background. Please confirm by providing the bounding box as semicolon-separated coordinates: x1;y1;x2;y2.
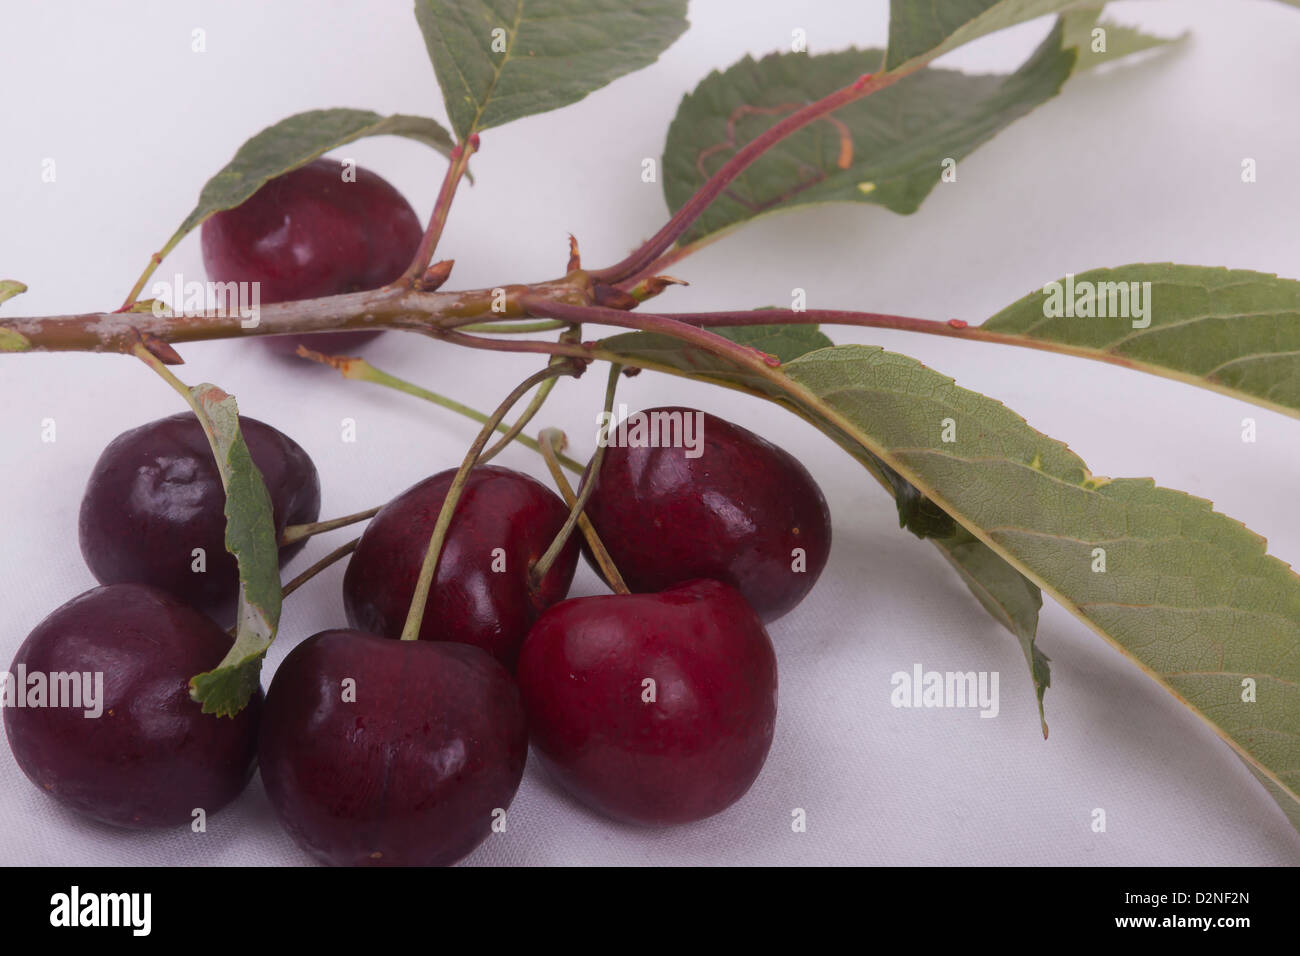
1;0;1298;866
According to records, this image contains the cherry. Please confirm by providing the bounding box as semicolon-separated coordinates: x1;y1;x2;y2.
583;406;831;622
78;412;321;624
200;157;422;355
515;579;778;826
343;465;579;670
3;584;261;829
258;629;528;866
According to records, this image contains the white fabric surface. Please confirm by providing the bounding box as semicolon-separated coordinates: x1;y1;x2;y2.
1;0;1298;866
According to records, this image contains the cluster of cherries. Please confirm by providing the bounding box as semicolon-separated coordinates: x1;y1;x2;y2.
3;160;832;865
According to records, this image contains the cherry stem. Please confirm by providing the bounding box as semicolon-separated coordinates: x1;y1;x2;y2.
401;137;478;284
297;346;585;471
529;363;624;588
535;425;630;595
478;371;560;465
455;318;569;334
280;507;380;546
399;362;579;642
588;70;904;285
280;537;359;601
435;328;597;361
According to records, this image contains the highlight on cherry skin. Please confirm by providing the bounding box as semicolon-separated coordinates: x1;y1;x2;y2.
516;578;779;826
258;630;529;867
343;464;580;670
583;406;832;622
78;411;321;625
200;157;423;356
3;584;262;829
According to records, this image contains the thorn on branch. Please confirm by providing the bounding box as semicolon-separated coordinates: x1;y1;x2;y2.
567;234;582;273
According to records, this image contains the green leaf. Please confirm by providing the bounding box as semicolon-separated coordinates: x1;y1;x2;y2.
662;22;1073;246
415;0;689;141
172;110;455;240
983;265;1300;418
599;329;1046;724
714;322;834;364
184;385;283;716
1059;6;1186;71
885;0;1091;72
777;344;1300;828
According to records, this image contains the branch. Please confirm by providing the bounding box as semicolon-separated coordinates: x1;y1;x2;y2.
0;275;589;355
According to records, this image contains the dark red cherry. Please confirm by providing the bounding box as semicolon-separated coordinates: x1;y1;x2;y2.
3;584;261;829
258;629;528;866
583;406;831;622
78;412;321;624
516;579;778;826
343;465;579;670
200;157;422;355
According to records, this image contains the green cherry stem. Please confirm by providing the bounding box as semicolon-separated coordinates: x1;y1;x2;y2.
281;507;380;546
296;345;585;472
455;319;570;334
529;363;624;590
399;362;580;642
281;537;360;600
535;427;630;595
478;371;560;466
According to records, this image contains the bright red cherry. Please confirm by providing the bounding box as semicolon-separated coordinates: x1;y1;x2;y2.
3;584;262;829
582;406;831;622
258;630;528;866
78;412;320;624
200;157;422;355
343;465;579;670
515;579;778;826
